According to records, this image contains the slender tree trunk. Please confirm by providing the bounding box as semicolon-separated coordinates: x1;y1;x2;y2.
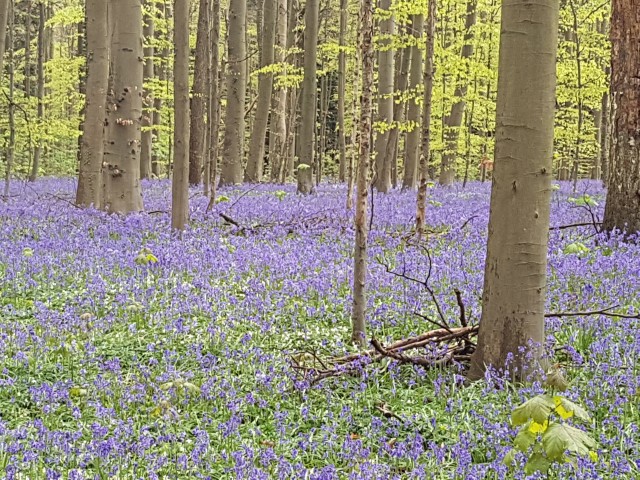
281;0;300;183
373;0;394;193
468;0;559;381
220;0;247;185
151;3;168;177
2;2;14;198
0;0;9;79
208;0;221;200
268;0;287;182
297;0;319;194
24;0;32;95
29;1;46;182
337;0;347;182
246;0;276;182
402;14;423;190
416;0;436;236
103;0;145;213
140;1;155;180
352;0;374;347
602;0;640;235
438;0;476;186
76;0;109;207
189;0;210;185
172;0;190;229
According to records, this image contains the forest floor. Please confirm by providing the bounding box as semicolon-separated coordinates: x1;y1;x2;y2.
0;179;638;479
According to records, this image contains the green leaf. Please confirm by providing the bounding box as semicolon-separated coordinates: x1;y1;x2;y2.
563;242;590;255
568;194;598;207
524;451;552;475
512;394;556;425
503;448;517;467
542;422;596;461
514;427;537;451
216;195;231;204
555;397;591;422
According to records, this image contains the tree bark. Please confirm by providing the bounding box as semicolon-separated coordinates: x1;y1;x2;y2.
438;0;476;186
76;0;109;207
337;0;348;182
602;0;640;235
468;0;559;381
297;0;319;194
140;1;154;180
268;0;288;182
103;0;145;214
0;0;9;78
2;2;14;198
373;0;394;193
172;0;190;229
189;0;210;185
29;1;46;182
402;14;423;191
220;0;247;185
151;2;168;177
352;0;374;347
416;0;436;236
246;0;277;182
208;0;222;200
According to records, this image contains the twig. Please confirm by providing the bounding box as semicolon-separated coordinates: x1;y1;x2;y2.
219;212;241;228
459;215;478;230
454;288;467;327
371;338;433;367
545;305;639;320
549;222;602;231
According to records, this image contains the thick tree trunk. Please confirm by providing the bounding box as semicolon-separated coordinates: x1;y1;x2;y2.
337;0;348;182
208;0;221;199
188;0;209;185
246;0;276;182
140;2;154;180
373;0;394;193
297;0;319;194
468;0;559;381
103;0;144;213
438;0;476;186
402;14;423;191
352;0;374;347
29;2;46;182
76;0;109;207
220;0;247;185
416;0;436;236
172;0;190;229
602;0;640;235
268;0;288;182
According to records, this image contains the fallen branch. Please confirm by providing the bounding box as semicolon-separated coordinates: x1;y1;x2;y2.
549;222;602;231
545;305;640;320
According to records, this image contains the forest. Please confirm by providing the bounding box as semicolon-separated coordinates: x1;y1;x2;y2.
0;0;639;478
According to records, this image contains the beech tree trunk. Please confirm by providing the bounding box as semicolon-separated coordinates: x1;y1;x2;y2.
373;0;394;193
220;0;247;185
402;14;423;191
297;0;319;194
2;2;14;198
268;0;288;182
468;0;559;381
602;0;640;235
246;0;277;182
103;0;144;213
416;0;436;236
189;0;210;185
337;0;347;182
439;0;476;186
172;0;190;229
0;0;9;78
208;0;221;200
140;2;154;180
76;0;109;207
29;2;45;182
352;0;374;347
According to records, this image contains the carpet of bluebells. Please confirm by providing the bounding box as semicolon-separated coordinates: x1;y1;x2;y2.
0;178;638;480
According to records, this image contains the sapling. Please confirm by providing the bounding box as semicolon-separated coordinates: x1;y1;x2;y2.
504;367;597;476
